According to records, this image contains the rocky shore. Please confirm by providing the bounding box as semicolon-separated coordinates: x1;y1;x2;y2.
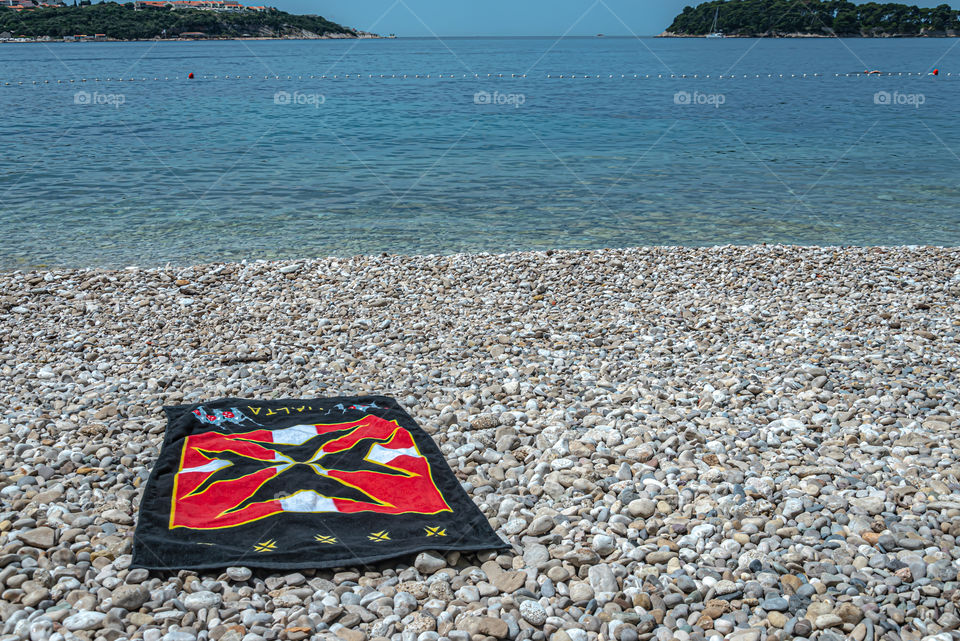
1;245;959;641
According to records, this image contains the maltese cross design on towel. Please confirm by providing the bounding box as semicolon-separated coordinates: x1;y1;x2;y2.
171;415;452;529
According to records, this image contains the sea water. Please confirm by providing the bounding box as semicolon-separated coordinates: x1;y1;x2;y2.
1;37;958;268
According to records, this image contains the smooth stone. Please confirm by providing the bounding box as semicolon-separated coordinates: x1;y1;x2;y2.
628;499;656;518
519;600;547;626
19;527;56;549
727;630;761;641
493;570;526;593
111;584;150;610
592;534;616;556
458;616;508;639
761;597;789;612
63;611;107;631
588;565;618;594
527;516;554;536
414;551;447;574
815;614;844;629
183;590;222;611
101;508;134;525
569;583;595;603
768;612;787;628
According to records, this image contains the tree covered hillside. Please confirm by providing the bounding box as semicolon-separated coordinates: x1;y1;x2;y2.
0;3;360;39
666;0;960;36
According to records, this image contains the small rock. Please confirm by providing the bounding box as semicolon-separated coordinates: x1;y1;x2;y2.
592;534;616;556
588;564;618;594
815;614;844;629
112;584;150;610
459;616;508;639
125;568;150;583
850;496;885;516
101;509;134;525
761;597;789;612
493;570;525;593
63;611;107;631
527;515;554;536
569;582;595;603
19;527;56;549
628;499;656;518
835;603;864;625
183;591;221;611
519;600;547;626
782;498;804;519
414;551;447;574
768;612;787;628
226;567;252;582
336;630;366;641
470;415;498;430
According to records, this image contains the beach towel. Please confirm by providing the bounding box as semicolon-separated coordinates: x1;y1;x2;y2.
132;396;507;570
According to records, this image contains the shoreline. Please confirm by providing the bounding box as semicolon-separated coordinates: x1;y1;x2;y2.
2;243;960;275
658;30;960;38
0;34;379;43
1;244;959;641
6;33;960;42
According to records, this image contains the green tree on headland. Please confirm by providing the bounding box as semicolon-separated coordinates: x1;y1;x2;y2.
666;0;960;36
833;8;859;33
0;2;359;39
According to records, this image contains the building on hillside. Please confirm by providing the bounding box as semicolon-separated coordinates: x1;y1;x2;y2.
134;0;270;11
5;0;38;10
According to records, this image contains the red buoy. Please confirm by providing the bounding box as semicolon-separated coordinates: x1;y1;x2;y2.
933;68;939;76
188;72;194;79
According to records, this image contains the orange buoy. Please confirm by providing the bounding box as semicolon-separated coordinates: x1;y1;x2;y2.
188;72;194;79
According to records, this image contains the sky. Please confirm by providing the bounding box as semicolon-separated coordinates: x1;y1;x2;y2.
279;0;960;37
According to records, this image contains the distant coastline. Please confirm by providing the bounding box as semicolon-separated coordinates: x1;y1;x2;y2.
0;33;379;42
658;31;960;38
0;2;376;41
664;0;960;38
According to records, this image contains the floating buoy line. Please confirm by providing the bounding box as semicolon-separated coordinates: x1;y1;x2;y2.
1;71;952;86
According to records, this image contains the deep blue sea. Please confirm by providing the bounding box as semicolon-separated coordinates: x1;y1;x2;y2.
1;37;959;268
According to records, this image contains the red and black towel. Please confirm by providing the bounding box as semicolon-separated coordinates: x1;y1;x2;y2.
132;396;507;570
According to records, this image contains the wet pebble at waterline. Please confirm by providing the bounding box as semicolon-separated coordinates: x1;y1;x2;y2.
0;245;959;641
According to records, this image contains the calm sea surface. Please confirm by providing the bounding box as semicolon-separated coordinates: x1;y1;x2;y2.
2;37;959;268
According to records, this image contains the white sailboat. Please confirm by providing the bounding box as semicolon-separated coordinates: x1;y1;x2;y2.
706;7;725;38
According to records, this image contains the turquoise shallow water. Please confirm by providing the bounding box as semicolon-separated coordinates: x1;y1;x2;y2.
2;37;960;268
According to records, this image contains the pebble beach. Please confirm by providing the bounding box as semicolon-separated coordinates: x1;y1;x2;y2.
1;245;959;641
